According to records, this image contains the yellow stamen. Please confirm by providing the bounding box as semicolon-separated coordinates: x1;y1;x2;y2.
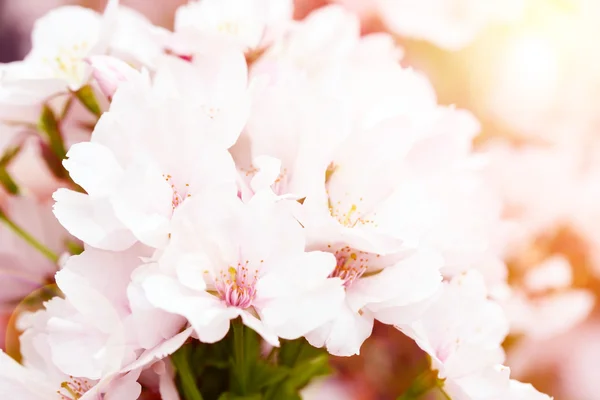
61;382;80;399
343;204;358;226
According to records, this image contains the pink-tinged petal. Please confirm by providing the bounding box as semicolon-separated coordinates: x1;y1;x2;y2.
63;142;124;197
153;51;249;149
0;75;68;105
101;378;141;400
86;369;143;400
255;251;337;299
52;270;129;379
499;380;552;400
260;278;345;340
0;351;54;399
53;189;137;251
126;282;187;349
62;246;151;316
349;249;443;311
444;364;511;400
443;345;506;380
249;155;283;194
370;295;437;326
305;300;374;357
156;360;181;400
122;328;193;373
240;311;279;347
140;272;237;343
110;162;174;248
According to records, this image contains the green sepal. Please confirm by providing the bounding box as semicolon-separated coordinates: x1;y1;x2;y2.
75;85;102;117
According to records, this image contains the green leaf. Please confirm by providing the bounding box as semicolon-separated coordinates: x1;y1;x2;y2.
278;338;328;369
264;339;331;400
38;105;67;160
75;85;102;117
230;320;261;395
248;362;290;391
396;369;440;400
217;393;262;400
287;353;330;389
172;345;204;400
263;384;302;400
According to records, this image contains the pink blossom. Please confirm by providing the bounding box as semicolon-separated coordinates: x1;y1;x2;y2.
53;48;247;250
137;189;345;346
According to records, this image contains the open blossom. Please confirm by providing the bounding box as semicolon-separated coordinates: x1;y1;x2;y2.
20;246;185;377
0;0;164;106
137;189;345;345
234;5;501;356
399;271;550;400
0;1;559;400
0;350;143;400
0;1;117;105
53;48;248;250
0;242;190;400
172;0;293;53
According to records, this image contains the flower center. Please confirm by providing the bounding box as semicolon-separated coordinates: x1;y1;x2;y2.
329;246;369;288
217;21;241;35
42;42;90;86
57;376;93;400
163;174;191;209
201;105;221;119
215;262;259;309
325;163;375;228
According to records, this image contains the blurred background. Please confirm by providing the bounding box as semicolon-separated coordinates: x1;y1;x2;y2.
2;0;600;399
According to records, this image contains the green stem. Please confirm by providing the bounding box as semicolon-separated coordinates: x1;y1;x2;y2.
172;346;204;400
232;320;248;394
0;167;19;195
397;369;440;400
0;208;58;263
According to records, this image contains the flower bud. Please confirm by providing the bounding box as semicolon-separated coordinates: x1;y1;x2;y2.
86;55;138;99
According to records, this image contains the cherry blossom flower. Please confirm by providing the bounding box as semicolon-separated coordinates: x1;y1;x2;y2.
136;189;345;346
0;1;119;105
173;0;293;53
0;0;165;106
398;271;550;400
0;350;143;400
0;2;558;400
17;245;185;378
53;50;247;250
0;242;190;400
234;5;501;357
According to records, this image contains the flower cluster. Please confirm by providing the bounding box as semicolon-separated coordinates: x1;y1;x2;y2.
0;1;553;399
